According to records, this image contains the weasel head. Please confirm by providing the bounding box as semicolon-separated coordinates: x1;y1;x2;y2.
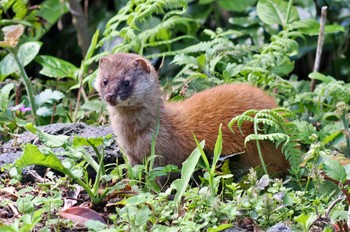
95;53;158;107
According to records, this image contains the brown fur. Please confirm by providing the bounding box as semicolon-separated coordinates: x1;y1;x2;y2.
95;53;289;174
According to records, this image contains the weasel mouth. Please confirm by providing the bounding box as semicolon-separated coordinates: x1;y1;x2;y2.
105;97;118;106
108;100;117;106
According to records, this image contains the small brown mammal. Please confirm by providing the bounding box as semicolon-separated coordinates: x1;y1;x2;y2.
95;53;289;174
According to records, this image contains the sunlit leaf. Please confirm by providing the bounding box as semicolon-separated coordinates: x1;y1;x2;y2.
323;158;347;183
257;0;299;26
35;55;78;79
0;42;42;80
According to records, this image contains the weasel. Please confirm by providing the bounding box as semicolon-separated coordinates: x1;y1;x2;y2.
95;53;289;175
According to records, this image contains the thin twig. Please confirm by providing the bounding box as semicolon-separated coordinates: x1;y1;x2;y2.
325;196;346;218
310;6;327;92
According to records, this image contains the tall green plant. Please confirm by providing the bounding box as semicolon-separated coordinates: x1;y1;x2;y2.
0;25;41;125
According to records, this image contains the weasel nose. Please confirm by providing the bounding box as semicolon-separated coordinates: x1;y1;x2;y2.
106;93;116;103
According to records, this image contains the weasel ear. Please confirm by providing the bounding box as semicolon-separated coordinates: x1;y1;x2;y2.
99;57;110;67
133;58;150;74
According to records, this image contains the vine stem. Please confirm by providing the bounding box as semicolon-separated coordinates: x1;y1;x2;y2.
8;48;39;125
310;6;328;92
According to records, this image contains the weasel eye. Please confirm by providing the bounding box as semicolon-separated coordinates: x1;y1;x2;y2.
123;80;130;87
103;78;108;85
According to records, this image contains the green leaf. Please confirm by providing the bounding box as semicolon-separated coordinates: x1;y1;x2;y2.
257;0;299;26
271;56;294;76
308;72;335;83
35;89;64;106
35;55;78;79
219;0;257;12
212;124;223;169
24;123;69;147
322;130;342;145
0;42;42;80
323;158;347;183
0;83;14;111
196;54;206;67
12;0;27;18
17;42;42;68
295;213;317;231
16;144;66;174
73;136;105;148
84;30;99;61
299;21;345;36
171;141;204;206
80;99;106;112
36;106;52;117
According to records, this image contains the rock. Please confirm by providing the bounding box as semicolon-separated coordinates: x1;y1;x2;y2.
0;123;121;180
266;223;292;232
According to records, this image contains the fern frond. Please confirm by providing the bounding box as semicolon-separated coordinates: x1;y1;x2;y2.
282;141;302;169
139;16;196;43
244;133;290;146
229;115;255;134
258;110;284;125
255;119;280;131
144;35;196;48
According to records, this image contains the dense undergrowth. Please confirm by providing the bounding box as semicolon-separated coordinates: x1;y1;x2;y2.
1;0;350;231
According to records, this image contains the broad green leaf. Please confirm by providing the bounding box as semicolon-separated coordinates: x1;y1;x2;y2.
295;213;317;231
219;0;257;12
257;0;299;26
0;42;42;80
35;89;64;106
37;106;52;117
24;123;69;147
35;55;78;79
38;132;69;148
0;83;14;111
271;56;294;76
80;99;105;112
17;42;42;68
300;23;345;36
25;123;37;134
171;141;204;206
323;158;347;183
16;144;66;174
308;72;335;83
73;136;105;148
